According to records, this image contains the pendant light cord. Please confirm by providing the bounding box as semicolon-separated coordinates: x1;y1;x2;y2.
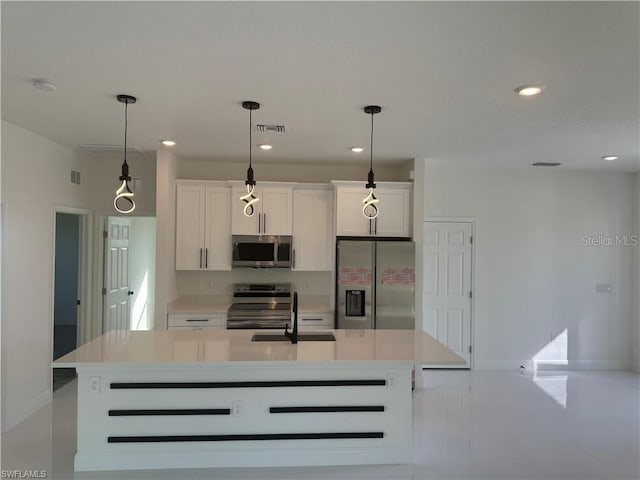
249;107;253;169
123;101;128;165
369;111;374;173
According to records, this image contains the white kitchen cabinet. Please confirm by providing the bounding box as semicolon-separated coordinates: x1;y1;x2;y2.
175;181;231;270
231;184;293;235
333;181;412;238
292;188;333;271
297;312;334;331
167;313;227;330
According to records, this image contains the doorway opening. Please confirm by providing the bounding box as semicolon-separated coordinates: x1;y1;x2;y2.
102;216;156;334
52;210;89;391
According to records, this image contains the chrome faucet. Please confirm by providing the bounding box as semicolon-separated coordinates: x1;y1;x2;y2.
284;291;298;344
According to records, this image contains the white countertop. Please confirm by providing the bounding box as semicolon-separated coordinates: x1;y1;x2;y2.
52;329;464;367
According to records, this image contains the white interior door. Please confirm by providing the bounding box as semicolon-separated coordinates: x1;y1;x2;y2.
423;221;472;367
103;217;131;332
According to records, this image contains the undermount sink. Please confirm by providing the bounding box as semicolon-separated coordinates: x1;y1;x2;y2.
251;333;336;342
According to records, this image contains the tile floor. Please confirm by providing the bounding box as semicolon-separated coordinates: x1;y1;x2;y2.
2;370;639;480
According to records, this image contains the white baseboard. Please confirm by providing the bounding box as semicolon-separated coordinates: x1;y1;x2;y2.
2;389;51;432
474;359;631;371
75;447;412;471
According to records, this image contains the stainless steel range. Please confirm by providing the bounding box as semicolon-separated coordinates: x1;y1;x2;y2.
226;283;292;329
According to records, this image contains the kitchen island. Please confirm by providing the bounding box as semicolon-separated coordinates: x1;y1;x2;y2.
53;329;464;471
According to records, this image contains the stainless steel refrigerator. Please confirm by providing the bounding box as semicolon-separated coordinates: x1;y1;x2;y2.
335;239;415;329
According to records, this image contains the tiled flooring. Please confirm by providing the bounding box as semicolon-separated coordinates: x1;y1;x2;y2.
2;370;639;479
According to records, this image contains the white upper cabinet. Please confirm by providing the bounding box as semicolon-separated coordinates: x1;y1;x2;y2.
231;184;293;236
176;181;231;270
292;188;333;271
333;181;412;238
375;185;412;237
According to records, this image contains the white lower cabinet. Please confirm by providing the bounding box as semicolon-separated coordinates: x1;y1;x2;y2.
297;312;333;331
167;313;226;330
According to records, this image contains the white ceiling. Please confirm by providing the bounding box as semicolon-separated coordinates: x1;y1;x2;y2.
2;2;639;171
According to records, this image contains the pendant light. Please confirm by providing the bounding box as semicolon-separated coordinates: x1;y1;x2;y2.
362;105;381;219
113;94;137;214
240;100;260;217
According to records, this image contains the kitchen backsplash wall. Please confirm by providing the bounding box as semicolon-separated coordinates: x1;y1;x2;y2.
176;270;332;296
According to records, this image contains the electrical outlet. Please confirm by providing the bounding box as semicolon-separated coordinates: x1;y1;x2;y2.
596;283;612;293
231;400;244;417
89;376;100;393
385;373;397;389
208;280;215;289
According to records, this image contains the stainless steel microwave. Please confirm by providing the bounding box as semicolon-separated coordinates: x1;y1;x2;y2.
232;235;292;268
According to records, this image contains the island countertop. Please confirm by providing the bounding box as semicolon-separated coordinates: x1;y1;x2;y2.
53;329;464;367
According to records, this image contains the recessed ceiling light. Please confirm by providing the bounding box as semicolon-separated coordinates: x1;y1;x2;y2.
602;155;618;161
31;79;57;92
259;144;273;150
161;140;176;147
351;147;364;153
515;85;543;96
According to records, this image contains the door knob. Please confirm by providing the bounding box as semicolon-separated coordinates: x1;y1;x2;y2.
127;291;134;296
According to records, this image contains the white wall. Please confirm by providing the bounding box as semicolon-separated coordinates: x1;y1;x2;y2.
424;165;636;370
154;150;179;329
178;159;412;183
0;120;157;431
632;172;640;372
1;121;88;430
129;217;156;331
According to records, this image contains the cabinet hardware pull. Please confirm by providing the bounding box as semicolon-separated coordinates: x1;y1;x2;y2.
292;249;296;269
186;319;209;322
263;213;267;233
258;213;261;234
205;248;208;269
199;248;203;269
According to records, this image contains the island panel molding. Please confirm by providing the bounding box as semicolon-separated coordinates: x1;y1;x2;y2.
53;329;464;471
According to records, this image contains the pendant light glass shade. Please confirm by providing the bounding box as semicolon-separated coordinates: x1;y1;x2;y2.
114;94;137;214
241;101;260;217
362;105;381;219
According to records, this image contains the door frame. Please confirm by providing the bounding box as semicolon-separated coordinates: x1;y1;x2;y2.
422;217;476;369
50;206;92;373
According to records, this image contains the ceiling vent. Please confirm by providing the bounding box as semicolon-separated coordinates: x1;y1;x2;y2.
255;124;286;134
531;162;561;167
70;170;81;185
73;144;142;154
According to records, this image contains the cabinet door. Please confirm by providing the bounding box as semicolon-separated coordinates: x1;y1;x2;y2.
375;187;411;237
204;186;231;270
335;187;372;236
231;185;261;235
292;189;332;271
262;187;293;235
176;185;205;269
